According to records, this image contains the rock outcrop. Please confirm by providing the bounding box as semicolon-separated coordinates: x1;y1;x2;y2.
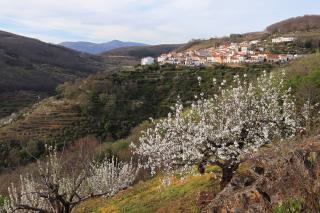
206;137;320;213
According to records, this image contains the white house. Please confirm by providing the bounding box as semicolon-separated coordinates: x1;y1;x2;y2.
249;40;260;45
241;46;249;53
237;55;246;63
157;55;167;64
272;37;295;43
207;56;215;63
141;57;155;65
185;57;201;66
196;49;210;57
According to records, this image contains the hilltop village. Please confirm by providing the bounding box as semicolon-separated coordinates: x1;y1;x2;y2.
141;36;298;66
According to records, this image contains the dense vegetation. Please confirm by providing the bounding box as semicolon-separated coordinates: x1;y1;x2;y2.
285;53;320;109
0;64;271;171
105;53;320;162
57;64;271;140
4;52;320;173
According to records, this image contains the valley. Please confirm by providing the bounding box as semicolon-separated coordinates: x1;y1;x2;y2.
0;13;320;213
0;63;272;171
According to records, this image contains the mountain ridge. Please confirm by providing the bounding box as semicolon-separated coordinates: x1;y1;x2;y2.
266;14;320;33
60;40;148;54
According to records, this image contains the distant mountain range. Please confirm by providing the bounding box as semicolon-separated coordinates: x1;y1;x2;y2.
59;40;148;54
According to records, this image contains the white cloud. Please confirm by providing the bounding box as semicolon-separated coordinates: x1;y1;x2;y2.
0;0;319;44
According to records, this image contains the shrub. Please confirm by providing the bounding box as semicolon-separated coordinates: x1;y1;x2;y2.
273;197;305;213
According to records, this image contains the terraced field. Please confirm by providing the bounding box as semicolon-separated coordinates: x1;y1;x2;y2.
0;97;100;170
0;91;49;118
1;98;72;139
0;64;272;170
0;96;97;143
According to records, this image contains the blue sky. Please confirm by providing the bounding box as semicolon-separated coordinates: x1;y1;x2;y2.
0;0;319;44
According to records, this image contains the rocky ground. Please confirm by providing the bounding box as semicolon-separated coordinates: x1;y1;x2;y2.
205;136;320;213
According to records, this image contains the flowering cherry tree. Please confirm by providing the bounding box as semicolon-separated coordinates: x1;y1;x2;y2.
2;148;137;213
132;71;308;188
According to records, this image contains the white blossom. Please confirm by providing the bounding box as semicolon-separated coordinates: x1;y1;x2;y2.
132;71;309;180
197;76;202;86
2;149;137;213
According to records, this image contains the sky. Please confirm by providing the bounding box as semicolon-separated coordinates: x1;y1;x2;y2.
0;0;319;44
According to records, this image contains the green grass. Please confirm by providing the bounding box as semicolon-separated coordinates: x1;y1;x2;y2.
273;197;305;213
76;166;220;213
0;195;6;207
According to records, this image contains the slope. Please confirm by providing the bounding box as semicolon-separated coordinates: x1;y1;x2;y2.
0;30;106;118
0;30;105;93
0;64;271;170
266;15;320;33
76;167;220;213
181;15;320;52
75;53;320;213
76;135;320;213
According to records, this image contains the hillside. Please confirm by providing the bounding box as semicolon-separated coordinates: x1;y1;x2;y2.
76;166;220;213
0;30;107;118
205;138;320;212
0;64;271;171
0;30;105;93
60;40;148;54
1;16;320;211
2;48;318;172
75;135;320;213
0;53;319;212
267;15;320;33
181;15;320;52
102;44;182;58
50;53;320;213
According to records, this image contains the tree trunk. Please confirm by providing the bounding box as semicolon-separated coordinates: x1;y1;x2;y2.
55;203;71;213
64;207;71;213
220;163;239;190
63;204;72;213
198;162;206;174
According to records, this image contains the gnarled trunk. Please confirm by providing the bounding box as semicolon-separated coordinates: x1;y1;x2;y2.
198;162;206;174
215;161;239;190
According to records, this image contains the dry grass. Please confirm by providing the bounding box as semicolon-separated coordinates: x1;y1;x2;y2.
75;166;221;213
